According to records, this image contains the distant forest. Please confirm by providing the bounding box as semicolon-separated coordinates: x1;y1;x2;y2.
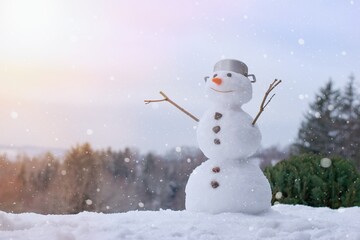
0;143;286;214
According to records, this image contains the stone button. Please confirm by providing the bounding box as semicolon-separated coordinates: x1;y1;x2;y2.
212;166;220;173
214;112;223;120
212;126;221;134
214;138;221;145
211;180;219;189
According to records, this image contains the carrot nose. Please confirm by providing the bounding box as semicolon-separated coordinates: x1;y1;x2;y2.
212;77;222;85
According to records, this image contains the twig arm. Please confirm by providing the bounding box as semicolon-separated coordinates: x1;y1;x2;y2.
144;91;199;122
252;79;282;126
144;92;168;104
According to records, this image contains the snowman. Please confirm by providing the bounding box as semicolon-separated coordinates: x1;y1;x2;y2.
145;59;281;214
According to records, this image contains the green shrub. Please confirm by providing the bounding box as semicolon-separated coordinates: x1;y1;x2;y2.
264;153;360;208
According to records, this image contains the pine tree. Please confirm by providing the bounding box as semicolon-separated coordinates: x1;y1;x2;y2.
294;76;360;169
141;153;162;210
338;75;360;168
62;143;104;213
294;80;342;156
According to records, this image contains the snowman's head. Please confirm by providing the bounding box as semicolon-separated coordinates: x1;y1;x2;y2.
204;59;255;107
204;70;253;106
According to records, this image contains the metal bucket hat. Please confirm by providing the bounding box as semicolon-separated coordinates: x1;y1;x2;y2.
213;59;256;83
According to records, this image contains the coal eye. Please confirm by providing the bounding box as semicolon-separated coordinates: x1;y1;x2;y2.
213;74;218;78
204;76;209;82
227;73;232;77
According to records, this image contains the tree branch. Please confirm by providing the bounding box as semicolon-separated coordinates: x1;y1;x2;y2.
252;79;282;126
144;91;199;122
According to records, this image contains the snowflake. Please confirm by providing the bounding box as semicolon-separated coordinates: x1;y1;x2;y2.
10;111;19;119
86;129;94;136
275;192;283;200
320;158;332;168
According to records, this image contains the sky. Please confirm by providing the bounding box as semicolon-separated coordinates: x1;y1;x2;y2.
0;0;359;154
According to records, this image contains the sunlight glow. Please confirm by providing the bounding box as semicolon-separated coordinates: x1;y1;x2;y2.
2;0;59;34
0;0;62;58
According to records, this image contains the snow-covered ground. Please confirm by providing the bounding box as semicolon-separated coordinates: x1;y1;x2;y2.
1;204;359;240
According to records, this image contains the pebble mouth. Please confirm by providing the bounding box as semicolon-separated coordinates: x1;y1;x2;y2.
210;87;234;93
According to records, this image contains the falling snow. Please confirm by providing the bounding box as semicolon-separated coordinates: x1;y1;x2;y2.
10;111;18;119
320;158;332;168
86;129;94;136
298;94;309;100
315;112;321;118
327;105;335;111
275;192;283;200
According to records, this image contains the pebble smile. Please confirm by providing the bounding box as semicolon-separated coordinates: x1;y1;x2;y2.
210;87;234;93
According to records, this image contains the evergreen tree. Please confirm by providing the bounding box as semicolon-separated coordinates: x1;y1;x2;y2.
294;80;342;156
264;154;360;208
141;153;163;210
294;76;360;169
338;75;360;168
62;143;104;213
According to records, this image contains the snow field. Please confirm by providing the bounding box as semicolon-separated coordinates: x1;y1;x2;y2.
1;204;359;240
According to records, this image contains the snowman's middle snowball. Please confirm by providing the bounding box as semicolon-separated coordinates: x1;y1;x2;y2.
197;107;261;160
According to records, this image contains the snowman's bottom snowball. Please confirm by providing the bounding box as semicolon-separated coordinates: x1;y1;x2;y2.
185;159;272;214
